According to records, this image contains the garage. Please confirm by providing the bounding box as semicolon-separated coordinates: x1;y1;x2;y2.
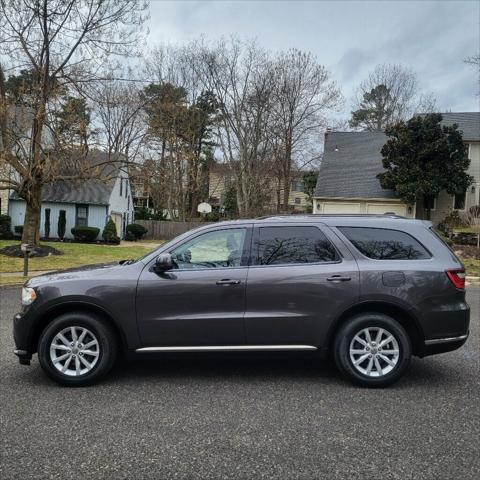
322;202;361;214
366;203;407;216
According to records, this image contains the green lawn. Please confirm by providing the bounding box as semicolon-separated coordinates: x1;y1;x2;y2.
462;257;480;277
0;240;154;274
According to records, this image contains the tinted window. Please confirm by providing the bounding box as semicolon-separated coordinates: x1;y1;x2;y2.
256;226;338;265
338;227;431;260
171;228;246;269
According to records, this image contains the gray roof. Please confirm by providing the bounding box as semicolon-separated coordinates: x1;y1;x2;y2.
10;150;124;206
437;112;480;141
314;131;397;199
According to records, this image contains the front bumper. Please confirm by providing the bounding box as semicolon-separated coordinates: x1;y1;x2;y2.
13;310;36;366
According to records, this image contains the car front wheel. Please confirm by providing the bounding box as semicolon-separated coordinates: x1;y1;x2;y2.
333;313;411;387
38;312;117;387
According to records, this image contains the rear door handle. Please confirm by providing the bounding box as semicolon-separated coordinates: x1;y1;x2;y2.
216;279;241;286
327;275;351;282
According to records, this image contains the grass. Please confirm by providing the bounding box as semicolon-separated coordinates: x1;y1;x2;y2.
452;227;480;235
0;240;155;275
462;257;480;277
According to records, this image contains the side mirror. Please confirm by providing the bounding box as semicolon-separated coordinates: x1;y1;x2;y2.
154;253;173;272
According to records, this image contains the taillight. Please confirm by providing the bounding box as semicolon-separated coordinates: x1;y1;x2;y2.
446;269;466;290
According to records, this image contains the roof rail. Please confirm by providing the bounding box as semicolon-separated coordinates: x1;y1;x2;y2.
256;213;406;220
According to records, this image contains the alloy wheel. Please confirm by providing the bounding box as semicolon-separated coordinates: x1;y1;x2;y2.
49;326;100;377
349;327;400;377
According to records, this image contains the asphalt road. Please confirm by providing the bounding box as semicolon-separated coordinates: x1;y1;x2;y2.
1;287;479;480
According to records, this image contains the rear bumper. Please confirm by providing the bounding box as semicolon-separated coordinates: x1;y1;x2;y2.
421;333;469;357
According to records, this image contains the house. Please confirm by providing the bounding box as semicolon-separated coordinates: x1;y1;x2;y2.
208;162;311;212
129;160;154;211
8;150;134;239
414;112;480;223
313;112;480;223
313;131;413;217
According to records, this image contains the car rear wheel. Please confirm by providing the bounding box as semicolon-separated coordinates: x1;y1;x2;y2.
333;313;411;387
38;312;117;387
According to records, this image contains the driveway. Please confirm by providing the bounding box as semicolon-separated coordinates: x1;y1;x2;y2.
0;287;478;479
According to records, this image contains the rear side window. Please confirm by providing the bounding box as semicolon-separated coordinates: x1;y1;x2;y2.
338;227;431;260
256;226;339;265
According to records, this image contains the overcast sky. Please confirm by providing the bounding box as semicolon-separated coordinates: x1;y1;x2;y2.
147;0;479;119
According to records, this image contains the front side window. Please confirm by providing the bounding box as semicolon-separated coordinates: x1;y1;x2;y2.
256;226;339;265
454;192;466;210
171;228;247;270
338;227;431;260
75;204;88;227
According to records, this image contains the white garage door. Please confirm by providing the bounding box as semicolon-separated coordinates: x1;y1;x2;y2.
322;202;362;214
366;203;407;216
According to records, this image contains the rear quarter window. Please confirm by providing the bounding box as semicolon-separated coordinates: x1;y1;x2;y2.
338;227;431;260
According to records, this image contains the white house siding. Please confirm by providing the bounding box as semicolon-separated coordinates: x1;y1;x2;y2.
9;200;108;239
414;141;480;225
313;198;413;218
468;142;480;207
108;174;135;237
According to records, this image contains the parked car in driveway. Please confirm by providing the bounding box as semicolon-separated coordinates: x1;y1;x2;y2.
13;215;470;387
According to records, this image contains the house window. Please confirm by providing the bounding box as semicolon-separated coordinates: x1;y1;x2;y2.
75;204;89;227
120;178;123;196
294;197;301;205
125;179;128;198
454;192;466;210
422;195;436;211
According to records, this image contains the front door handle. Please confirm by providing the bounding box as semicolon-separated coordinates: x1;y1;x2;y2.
216;279;241;286
327;275;351;282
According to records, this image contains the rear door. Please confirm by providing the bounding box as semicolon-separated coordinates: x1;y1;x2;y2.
244;223;359;347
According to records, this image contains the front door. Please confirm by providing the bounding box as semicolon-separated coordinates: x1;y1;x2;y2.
245;223;359;347
136;226;252;347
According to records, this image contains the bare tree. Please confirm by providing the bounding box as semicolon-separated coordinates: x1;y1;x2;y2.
199;38;278;216
0;0;148;245
464;54;480;95
350;63;435;131
91;70;147;163
271;49;343;210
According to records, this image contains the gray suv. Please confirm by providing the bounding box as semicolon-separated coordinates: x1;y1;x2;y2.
13;215;470;387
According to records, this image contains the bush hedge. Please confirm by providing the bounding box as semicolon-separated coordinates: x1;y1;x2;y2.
57;210;66;240
0;215;14;239
71;226;100;243
125;223;148;240
102;218;120;244
14;225;23;236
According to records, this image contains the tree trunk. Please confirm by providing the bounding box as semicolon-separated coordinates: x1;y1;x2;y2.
21;184;41;245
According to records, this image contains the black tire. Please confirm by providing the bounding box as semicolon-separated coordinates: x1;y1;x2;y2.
333;313;411;387
38;311;117;387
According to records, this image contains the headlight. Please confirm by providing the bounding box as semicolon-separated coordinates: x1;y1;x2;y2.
21;287;37;306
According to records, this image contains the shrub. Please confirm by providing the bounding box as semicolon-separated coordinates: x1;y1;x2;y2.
125;230;136;241
71;226;100;243
102;217;120;244
44;208;51;238
14;225;23;236
57;210;66;240
0;215;13;239
437;210;468;234
204;211;220;222
125;223;147;240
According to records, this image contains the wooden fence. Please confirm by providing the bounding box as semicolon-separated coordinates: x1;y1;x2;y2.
135;220;212;240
